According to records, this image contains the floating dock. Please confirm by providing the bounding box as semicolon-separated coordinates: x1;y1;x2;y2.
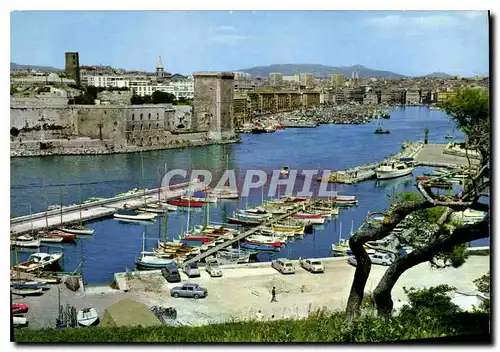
10;181;203;235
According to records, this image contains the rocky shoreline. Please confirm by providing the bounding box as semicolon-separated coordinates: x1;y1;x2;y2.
10;136;241;158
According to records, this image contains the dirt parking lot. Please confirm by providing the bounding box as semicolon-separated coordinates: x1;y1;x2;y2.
15;255;489;328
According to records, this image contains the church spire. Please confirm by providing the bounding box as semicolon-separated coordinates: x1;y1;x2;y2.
156;56;164;69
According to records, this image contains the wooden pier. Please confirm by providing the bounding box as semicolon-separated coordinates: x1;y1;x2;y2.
180;199;322;266
10;181;203;235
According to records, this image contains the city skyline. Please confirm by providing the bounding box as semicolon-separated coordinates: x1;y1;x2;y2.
11;10;489;77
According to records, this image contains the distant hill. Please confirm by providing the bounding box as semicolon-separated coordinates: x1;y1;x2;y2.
11;62;61;73
238;64;405;78
423;72;454;78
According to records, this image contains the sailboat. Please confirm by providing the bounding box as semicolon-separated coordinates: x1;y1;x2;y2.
331;221;350;256
135;231;175;269
59;181;95;235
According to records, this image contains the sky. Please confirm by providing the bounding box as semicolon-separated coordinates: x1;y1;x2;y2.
10;10;489;76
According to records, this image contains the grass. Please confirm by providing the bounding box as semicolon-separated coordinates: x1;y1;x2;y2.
14;309;490;343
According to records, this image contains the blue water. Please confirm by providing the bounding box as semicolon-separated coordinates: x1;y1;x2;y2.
10;107;488;284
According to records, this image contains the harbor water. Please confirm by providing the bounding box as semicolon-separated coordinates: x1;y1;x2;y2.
10;106;488;284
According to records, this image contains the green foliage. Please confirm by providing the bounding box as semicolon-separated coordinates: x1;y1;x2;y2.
14;306;489;343
174;97;193;106
10;127;20;137
474;272;490;295
440;88;489;138
388;191;421;204
10;86;18;95
152;90;176;104
130;95;145;105
399;285;460;323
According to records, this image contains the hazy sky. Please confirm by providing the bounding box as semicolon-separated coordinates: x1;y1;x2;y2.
10;10;489;76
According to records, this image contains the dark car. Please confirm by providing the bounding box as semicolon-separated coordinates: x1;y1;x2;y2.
161;265;181;283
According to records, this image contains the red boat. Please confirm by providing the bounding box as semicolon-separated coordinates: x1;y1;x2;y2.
42;230;77;242
284;196;309;203
245;240;281;247
416;176;432;181
169;199;204;208
12;303;28;314
227;217;262;226
294;213;323;219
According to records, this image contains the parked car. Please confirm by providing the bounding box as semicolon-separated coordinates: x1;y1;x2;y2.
205;258;223;277
271;258;295;274
183;263;201;278
170;283;208;299
299;258;325;273
348;252;395;267
161;265;181;283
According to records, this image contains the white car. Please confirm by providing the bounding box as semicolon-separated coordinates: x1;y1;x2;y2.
299;258;325;273
205;259;223;277
271;258;296;274
348;252;395;267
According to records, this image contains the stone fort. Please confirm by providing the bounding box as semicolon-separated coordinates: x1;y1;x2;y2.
10;72;238;156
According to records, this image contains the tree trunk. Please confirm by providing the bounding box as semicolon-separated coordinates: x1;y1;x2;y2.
344;200;433;320
373;219;489;317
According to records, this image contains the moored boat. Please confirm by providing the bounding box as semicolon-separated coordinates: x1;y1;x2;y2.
113;209;157;221
11;287;43;296
169;199;204;208
375;162;414;180
240;242;280;252
44;230;78;241
227;216;262;226
58;225;95;236
12;252;63;273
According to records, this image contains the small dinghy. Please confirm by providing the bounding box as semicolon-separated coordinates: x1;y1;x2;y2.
77;307;99;327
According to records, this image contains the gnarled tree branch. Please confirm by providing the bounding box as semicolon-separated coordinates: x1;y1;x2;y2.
373;218;489;317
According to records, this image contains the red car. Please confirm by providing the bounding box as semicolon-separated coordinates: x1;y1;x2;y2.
12;303;28;314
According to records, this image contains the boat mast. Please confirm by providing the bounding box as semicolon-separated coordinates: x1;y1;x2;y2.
29;204;33;236
162;209;168;243
59;185;63;227
141;152;146;207
78;180;83;227
339;221;342;243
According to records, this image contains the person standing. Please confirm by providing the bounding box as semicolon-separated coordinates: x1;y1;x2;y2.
271;286;277;302
255;310;264;321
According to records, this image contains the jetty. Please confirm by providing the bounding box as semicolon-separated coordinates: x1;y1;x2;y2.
180;199;323;266
10;180;204;235
323;142;477;184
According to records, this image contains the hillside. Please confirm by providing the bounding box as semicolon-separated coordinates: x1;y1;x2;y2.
11;62;61;73
423;72;454;78
238;64;406;78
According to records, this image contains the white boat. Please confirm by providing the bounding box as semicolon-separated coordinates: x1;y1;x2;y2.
246;234;287;244
236;210;272;220
157;202;179;211
13;316;28;326
375;162;414;180
12;253;63;273
59;225;95;235
113;209;157;221
11;287;43;296
207;187;239;199
77;308;100;327
12;239;42;248
39;236;64;243
138;206;168;214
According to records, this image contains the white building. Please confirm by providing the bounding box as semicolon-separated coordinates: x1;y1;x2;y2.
129;79;194;99
233;72;251;81
87;75;130;88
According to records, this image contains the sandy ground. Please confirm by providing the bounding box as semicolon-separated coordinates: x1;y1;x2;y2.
14;255;489;329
